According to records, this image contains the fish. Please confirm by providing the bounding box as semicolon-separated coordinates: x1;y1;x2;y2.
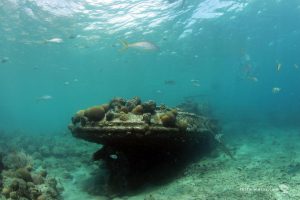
247;76;258;82
45;38;63;43
294;64;299;69
164;80;176;85
1;57;9;63
192;83;201;87
36;95;53;102
109;154;118;159
244;53;251;61
190;79;200;83
120;40;159;51
272;87;281;94
68;34;77;39
276;63;282;72
190;79;201;87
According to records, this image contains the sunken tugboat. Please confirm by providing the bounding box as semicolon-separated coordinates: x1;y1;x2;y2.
68;97;219;194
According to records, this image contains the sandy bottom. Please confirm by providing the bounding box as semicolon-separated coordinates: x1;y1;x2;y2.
1;122;300;200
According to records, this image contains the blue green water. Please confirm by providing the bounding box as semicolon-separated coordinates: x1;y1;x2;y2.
1;0;300;134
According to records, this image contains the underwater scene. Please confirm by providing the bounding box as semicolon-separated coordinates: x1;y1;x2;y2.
1;0;300;199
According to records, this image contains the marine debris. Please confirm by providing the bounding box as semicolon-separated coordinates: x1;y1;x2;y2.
69;97;220;195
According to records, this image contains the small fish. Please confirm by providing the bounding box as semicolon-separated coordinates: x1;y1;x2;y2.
272;87;281;94
45;38;63;43
294;64;299;69
247;76;258;82
276;63;282;72
164;80;176;85
1;57;9;63
244;53;251;61
192;83;201;87
68;34;77;39
120;40;158;51
36;95;53;102
64;81;70;85
190;79;200;83
191;79;200;87
110;154;118;159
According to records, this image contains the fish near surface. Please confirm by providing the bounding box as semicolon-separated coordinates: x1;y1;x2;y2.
45;38;63;44
120;40;159;51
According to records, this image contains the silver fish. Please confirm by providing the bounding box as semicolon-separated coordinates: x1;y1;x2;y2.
110;154;118;159
46;38;63;43
36;95;53;102
120;40;158;51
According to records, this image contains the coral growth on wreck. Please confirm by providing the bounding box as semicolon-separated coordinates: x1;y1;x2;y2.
70;96;180;128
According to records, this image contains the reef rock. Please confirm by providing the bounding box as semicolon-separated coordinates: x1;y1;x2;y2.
0;152;62;200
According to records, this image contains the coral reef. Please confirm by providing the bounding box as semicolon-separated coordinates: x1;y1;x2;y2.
0;151;62;200
141;100;156;114
160;110;177;127
69;97;219;195
0;153;3;194
2;151;32;170
84;106;106;122
126;96;141;111
131;105;143;115
105;111;115;121
70;97;208;130
71;110;85;124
